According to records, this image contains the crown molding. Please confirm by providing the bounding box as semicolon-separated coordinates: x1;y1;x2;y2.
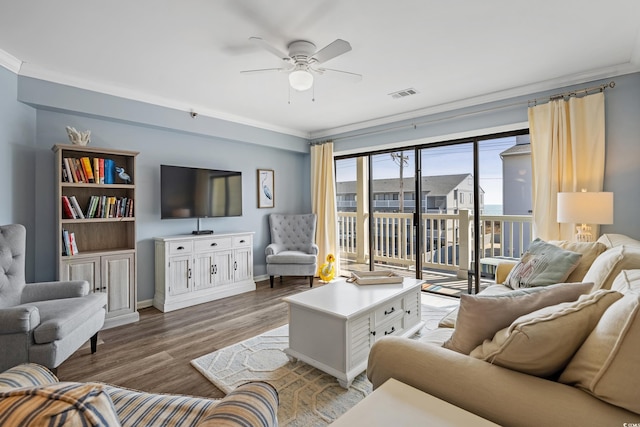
310;61;640;140
17;62;311;140
0;49;22;74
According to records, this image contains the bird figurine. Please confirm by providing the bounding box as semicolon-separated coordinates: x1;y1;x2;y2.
319;253;336;282
115;167;131;184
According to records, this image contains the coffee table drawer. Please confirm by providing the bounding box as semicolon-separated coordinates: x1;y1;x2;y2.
374;316;404;340
374;297;403;326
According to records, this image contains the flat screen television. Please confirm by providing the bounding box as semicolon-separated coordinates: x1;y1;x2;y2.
160;165;242;220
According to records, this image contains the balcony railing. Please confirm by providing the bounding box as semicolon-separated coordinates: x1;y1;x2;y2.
338;210;532;277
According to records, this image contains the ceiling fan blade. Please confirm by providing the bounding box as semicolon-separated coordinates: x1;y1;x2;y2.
240;67;290;75
315;67;363;82
249;37;291;63
311;39;352;64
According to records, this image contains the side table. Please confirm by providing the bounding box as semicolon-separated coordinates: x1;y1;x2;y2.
329;378;500;426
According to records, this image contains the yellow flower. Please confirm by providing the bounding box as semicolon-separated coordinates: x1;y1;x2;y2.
327;253;335;262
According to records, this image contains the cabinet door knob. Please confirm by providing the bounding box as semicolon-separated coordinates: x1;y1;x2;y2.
370;331;376;336
406;309;411;314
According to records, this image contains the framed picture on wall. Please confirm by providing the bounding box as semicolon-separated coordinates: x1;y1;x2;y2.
257;169;275;208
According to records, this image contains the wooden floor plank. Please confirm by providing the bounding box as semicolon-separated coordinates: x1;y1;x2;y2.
58;277;316;398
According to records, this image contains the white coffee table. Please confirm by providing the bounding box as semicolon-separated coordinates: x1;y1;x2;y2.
330;378;500;426
283;277;424;388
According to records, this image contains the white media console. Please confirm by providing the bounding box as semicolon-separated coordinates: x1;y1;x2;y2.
153;232;255;312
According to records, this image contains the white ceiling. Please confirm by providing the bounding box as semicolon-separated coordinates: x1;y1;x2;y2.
1;0;639;139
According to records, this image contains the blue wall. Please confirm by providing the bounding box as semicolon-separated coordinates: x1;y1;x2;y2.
329;73;640;240
0;66;37;281
2;72;311;301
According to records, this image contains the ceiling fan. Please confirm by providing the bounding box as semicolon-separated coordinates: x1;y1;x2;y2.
241;37;362;91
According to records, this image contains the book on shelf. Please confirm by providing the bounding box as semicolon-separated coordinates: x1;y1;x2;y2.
80;157;95;183
69;196;85;219
61;196;76;219
93;158;99;184
98;158;105;184
104;159;116;184
63;158;74;183
61;229;78;256
62;230;70;256
69;232;79;255
75;158;87;182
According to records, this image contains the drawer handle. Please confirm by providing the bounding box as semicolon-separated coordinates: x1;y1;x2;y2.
239;239;245;243
188;268;192;279
211;242;217;246
210;265;214;275
177;246;185;250
384;326;396;336
234;261;237;270
384;307;395;315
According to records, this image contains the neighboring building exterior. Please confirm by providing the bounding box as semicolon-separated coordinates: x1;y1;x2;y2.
500;135;532;257
337;173;485;214
501;135;532;216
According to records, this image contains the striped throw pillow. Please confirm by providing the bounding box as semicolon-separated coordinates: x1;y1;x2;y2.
0;363;58;389
199;382;278;427
0;382;121;426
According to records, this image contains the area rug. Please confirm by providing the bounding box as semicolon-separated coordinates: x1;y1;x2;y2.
422;282;462;297
191;303;456;426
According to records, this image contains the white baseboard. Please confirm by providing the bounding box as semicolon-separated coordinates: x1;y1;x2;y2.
137;299;154;309
136;276;269;311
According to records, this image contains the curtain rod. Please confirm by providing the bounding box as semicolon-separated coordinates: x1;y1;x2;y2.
528;81;615;107
309;139;333;146
311;80;616;144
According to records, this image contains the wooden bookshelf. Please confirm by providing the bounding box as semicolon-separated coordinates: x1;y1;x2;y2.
53;144;139;329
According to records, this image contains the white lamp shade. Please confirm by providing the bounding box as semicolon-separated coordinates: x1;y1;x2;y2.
289;69;314;91
557;192;614;224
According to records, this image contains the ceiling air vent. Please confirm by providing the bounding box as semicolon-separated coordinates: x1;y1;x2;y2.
389;88;419;99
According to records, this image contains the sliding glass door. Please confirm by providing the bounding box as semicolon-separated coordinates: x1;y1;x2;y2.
419;142;477;295
335;131;532;295
370;151;417;273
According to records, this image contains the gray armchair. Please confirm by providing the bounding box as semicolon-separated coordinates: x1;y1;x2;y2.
0;224;107;372
265;214;318;288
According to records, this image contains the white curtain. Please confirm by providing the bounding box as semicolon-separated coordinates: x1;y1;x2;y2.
311;142;340;276
528;92;605;241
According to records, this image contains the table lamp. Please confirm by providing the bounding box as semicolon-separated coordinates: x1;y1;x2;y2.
557;191;614;242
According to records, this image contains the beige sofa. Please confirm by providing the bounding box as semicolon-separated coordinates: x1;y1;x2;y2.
367;234;640;427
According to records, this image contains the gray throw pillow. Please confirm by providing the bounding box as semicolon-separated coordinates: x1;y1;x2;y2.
442;281;595;354
505;238;582;289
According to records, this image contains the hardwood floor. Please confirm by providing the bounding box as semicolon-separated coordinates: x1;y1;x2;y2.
59;277;323;399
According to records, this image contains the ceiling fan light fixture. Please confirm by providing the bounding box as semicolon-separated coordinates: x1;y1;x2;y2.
289;68;314;91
